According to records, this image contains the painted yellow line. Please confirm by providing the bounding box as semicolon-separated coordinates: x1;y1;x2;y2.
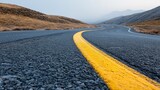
73;31;160;90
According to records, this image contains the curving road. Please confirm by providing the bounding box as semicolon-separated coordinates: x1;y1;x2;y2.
83;24;160;83
0;24;160;89
0;29;108;90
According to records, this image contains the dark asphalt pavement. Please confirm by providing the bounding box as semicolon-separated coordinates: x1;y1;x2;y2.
0;24;160;89
83;24;160;83
0;30;68;44
0;30;108;90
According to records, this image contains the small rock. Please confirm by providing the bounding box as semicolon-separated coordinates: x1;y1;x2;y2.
67;84;72;88
40;87;45;90
29;88;33;90
56;87;63;90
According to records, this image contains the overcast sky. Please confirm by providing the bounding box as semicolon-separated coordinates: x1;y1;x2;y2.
1;0;160;23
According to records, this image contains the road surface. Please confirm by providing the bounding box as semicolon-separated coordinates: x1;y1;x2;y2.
83;24;160;83
0;24;160;89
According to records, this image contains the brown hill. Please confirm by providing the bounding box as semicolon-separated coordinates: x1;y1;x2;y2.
103;6;160;25
0;3;94;31
130;20;160;34
102;6;160;35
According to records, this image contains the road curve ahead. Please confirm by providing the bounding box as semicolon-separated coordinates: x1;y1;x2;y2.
74;30;160;90
0;24;160;89
82;24;160;89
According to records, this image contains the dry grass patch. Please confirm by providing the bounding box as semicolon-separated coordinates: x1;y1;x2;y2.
130;20;160;35
0;3;21;9
0;14;93;31
0;3;94;31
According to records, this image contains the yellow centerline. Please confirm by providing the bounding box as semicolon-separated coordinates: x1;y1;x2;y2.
73;30;160;90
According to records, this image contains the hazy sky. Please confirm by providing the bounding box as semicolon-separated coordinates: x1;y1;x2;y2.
1;0;160;23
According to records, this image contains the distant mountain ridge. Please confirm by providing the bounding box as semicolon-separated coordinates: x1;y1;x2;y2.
93;10;144;24
103;10;144;20
0;3;93;31
103;6;160;24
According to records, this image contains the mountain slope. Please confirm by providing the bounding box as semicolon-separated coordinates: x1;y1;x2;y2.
129;19;160;34
97;10;144;23
0;3;93;31
103;6;160;25
102;6;160;34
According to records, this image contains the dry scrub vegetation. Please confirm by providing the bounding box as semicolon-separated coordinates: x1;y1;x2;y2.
130;20;160;35
0;3;94;31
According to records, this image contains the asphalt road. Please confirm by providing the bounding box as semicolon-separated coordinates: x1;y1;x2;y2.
0;29;108;90
0;24;160;89
83;24;160;83
0;30;68;44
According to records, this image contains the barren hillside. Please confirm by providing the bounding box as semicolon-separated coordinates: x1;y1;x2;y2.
130;20;160;34
102;6;160;34
0;3;94;31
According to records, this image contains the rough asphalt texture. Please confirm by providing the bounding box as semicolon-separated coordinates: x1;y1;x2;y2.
0;30;108;90
83;24;160;83
0;30;68;44
0;24;160;90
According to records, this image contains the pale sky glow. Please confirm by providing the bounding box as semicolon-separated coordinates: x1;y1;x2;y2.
0;0;160;23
